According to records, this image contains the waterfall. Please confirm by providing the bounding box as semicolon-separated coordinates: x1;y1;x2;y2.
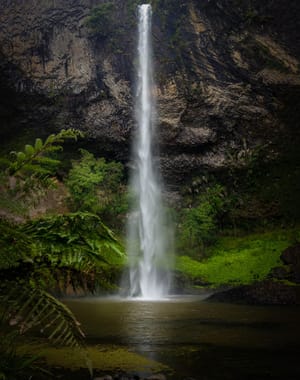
126;4;171;299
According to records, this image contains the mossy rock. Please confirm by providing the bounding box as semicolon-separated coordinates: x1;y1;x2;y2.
19;343;169;374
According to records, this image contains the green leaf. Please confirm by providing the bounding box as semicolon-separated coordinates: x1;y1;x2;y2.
24;144;35;156
16;152;26;162
34;138;43;150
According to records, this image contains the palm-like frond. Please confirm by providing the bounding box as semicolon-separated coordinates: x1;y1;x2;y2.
0;281;85;348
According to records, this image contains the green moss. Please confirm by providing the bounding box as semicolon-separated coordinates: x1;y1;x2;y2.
19;343;169;373
176;227;300;286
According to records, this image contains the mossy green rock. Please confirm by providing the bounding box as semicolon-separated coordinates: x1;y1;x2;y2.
20;344;169;373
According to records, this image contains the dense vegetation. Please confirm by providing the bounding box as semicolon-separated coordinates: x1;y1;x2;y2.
174;140;300;287
177;228;300;286
0;130;124;379
1;127;298;378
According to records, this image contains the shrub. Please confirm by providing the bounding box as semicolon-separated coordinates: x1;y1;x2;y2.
65;149;127;225
179;184;226;256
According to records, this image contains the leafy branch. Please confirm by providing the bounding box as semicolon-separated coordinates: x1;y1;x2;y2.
6;129;83;179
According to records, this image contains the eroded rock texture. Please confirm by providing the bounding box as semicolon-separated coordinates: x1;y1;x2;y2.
0;0;299;190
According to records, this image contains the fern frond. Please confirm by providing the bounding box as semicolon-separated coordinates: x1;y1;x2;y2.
0;219;34;270
0;281;85;348
34;156;61;166
19;164;53;175
21;212;124;264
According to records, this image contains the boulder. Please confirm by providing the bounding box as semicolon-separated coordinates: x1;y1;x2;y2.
208;280;300;305
281;244;300;264
280;244;300;283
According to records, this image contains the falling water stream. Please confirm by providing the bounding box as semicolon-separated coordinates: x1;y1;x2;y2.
127;4;171;299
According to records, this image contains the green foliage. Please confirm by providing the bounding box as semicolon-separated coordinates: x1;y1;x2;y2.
0;279;87;378
0;131;125;378
0;282;85;348
176;227;300;286
0;212;124;292
0;129;83;217
85;3;115;38
22;212;124;265
66;149;127;224
0;330;45;380
6;129;83;179
0;219;33;270
0;212;124;373
0;212;123;376
179;185;226;255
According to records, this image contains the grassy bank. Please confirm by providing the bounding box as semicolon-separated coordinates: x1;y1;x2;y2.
176;226;300;287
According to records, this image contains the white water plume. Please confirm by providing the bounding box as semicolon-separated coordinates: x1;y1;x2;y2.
126;4;172;300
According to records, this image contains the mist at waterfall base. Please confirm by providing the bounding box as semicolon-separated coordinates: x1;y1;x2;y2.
125;4;172;299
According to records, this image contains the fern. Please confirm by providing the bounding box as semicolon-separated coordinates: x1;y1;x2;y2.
0;281;85;348
21;212;124;262
0;213;123;294
0;219;34;270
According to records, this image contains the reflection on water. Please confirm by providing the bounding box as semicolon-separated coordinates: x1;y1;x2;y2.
65;296;300;379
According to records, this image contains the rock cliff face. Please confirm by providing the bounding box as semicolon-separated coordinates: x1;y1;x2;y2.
0;0;299;191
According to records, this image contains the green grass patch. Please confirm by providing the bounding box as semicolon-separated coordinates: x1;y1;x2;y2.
176;227;300;286
19;343;169;373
